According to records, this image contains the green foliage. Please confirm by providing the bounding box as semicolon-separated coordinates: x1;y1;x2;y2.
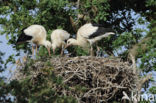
0;51;4;72
45;60;52;66
79;0;110;22
74;85;87;93
4;54;15;68
149;86;156;94
67;46;89;56
0;42;12;102
38;46;50;57
0;0;156;102
139;21;156;72
8;64;77;103
0;77;12;103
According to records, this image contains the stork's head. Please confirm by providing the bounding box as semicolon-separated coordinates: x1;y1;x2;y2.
43;40;51;56
66;38;77;48
51;43;57;54
44;40;51;48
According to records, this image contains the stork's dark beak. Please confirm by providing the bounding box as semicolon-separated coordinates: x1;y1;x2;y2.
64;44;70;49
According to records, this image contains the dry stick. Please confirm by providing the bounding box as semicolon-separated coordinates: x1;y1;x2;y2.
63;69;81;83
129;53;137;74
84;86;126;97
70;0;81;32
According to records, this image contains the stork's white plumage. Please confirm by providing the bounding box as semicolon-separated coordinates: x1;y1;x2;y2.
51;29;70;55
66;23;115;56
16;25;51;56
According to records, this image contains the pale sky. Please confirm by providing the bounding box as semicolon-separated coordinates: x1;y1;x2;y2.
0;34;24;80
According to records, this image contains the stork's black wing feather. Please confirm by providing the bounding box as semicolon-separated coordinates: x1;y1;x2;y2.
89;24;115;39
16;28;32;44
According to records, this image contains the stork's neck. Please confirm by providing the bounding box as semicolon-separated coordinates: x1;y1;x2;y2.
71;39;80;46
41;40;50;47
52;43;57;50
40;39;46;45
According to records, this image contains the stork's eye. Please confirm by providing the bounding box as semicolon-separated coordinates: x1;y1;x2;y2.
67;41;70;44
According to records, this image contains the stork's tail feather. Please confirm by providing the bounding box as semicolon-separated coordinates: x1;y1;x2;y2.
16;33;32;44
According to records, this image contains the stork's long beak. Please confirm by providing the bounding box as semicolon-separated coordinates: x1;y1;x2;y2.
53;48;55;55
47;47;51;56
65;44;70;49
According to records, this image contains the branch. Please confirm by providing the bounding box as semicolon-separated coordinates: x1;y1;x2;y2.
129;53;137;74
76;0;80;9
92;5;98;16
128;37;151;59
138;73;152;92
70;16;77;32
128;37;151;73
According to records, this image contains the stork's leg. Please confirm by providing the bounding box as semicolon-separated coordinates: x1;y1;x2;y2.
61;47;64;56
35;45;38;56
61;42;65;56
32;45;34;57
90;46;94;56
47;47;51;56
96;46;101;57
52;48;55;55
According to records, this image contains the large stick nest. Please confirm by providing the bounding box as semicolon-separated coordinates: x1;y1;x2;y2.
13;56;137;103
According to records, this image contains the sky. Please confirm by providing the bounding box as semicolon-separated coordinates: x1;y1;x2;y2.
0;35;14;79
0;34;24;81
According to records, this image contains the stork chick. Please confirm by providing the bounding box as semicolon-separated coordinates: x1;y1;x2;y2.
66;23;115;56
16;25;51;56
51;29;70;55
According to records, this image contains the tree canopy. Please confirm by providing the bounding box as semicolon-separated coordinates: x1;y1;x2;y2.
0;0;155;102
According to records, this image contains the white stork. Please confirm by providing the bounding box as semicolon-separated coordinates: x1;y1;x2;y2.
51;29;70;55
16;25;51;56
66;23;115;56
